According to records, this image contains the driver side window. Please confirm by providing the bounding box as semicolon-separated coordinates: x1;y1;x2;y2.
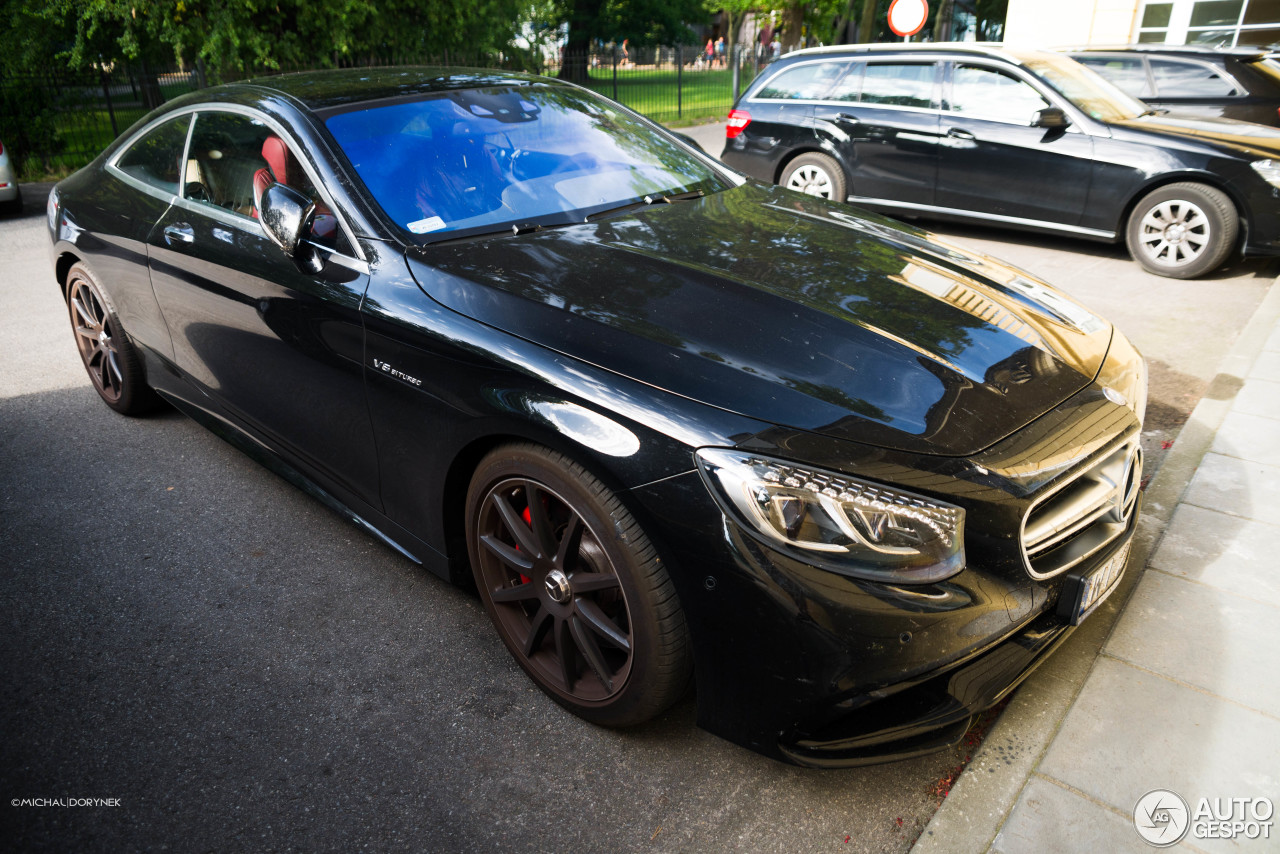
185;111;349;253
950;65;1050;124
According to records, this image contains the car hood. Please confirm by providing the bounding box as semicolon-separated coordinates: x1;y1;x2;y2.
405;183;1113;456
1110;113;1280;158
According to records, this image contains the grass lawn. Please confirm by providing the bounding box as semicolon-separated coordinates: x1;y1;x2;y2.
578;64;760;124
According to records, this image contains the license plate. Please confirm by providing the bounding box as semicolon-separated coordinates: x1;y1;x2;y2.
1058;541;1132;626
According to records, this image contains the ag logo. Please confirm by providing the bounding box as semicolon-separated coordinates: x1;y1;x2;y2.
1134;789;1190;846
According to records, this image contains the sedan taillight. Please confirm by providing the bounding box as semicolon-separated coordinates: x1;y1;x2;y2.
726;109;752;139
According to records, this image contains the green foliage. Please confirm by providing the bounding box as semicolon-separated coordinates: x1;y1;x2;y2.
0;77;62;177
12;0;530;73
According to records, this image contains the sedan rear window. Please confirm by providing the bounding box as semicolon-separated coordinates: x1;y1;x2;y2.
1150;59;1240;97
323;85;727;241
754;61;847;100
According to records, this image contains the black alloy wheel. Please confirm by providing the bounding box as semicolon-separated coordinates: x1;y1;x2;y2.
65;264;159;415
466;444;691;727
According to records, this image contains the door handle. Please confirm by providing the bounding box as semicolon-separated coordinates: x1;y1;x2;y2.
946;127;976;140
834;112;860;124
164;223;194;246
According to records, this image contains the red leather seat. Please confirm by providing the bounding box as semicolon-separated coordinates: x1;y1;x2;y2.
252;135;337;240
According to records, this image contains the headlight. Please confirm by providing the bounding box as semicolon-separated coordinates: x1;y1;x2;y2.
695;449;965;583
1251;159;1280;189
1095;330;1148;424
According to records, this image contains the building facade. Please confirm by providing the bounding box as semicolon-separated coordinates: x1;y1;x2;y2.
1005;0;1280;48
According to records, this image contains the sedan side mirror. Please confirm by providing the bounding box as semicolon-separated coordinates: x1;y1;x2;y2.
259;183;323;274
1033;107;1071;129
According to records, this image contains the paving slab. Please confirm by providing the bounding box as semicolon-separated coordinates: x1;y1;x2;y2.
1181;453;1280;527
1038;657;1280;834
1104;569;1280;714
1209;410;1280;468
1149;504;1280;609
1249;349;1280;378
1230;377;1280;420
991;776;1200;854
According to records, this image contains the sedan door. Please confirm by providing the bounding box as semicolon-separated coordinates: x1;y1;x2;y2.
146;108;379;508
813;59;943;206
935;61;1095;230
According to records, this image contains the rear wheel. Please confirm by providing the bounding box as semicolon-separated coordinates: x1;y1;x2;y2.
1126;182;1237;279
465;443;691;727
781;152;847;201
65;263;160;415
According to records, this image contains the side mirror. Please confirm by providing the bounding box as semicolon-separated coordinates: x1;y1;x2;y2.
259;183;323;274
1033;107;1071;129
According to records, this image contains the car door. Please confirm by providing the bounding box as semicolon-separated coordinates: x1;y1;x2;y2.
146;107;379;507
934;61;1094;228
90;112;194;360
812;59;943;206
728;60;839;180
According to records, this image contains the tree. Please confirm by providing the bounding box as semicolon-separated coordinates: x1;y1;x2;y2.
556;0;710;82
32;0;528;75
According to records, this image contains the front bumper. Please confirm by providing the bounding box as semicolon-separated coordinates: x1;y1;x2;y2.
629;375;1144;767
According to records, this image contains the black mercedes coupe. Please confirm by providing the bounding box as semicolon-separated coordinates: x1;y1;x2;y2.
48;67;1147;767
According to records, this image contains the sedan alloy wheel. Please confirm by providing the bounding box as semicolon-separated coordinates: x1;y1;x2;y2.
65;264;158;415
466;444;690;726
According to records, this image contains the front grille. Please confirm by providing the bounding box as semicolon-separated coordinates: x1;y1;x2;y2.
1021;439;1141;579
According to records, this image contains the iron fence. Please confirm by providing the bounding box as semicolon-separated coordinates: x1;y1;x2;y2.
0;45;767;181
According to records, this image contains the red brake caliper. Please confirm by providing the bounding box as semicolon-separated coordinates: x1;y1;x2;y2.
516;506;533;585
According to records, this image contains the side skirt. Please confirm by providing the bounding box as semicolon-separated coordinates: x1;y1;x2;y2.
154;388;455;582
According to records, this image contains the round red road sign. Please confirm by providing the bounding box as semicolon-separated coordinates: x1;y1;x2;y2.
887;0;929;37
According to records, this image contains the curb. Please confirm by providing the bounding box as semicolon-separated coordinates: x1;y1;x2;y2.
911;270;1280;854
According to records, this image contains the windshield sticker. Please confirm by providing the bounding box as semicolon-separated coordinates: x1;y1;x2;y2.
407;216;446;234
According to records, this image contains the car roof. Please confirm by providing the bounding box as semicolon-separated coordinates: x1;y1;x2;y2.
784;42;1056;66
1063;43;1274;59
233;66;552;112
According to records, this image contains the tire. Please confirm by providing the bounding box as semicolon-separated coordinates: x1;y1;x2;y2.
1125;182;1237;279
780;152;847;201
65;263;161;415
465;443;691;727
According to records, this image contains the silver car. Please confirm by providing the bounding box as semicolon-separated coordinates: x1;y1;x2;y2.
0;139;22;215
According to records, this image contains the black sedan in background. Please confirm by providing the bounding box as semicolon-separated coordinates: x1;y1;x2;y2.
50;68;1146;767
722;44;1280;278
1067;44;1280;127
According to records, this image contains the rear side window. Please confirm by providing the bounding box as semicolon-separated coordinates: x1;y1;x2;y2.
861;63;936;108
115;115;191;193
1150;59;1240;97
826;62;867;101
754;61;847;100
1077;56;1153;97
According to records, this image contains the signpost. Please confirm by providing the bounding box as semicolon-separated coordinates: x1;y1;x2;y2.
887;0;929;39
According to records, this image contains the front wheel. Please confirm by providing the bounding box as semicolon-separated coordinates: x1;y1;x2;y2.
465;443;691;727
1125;182;1237;279
781;152;847;201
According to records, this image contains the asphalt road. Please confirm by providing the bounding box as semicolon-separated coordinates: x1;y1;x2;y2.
2;172;1273;853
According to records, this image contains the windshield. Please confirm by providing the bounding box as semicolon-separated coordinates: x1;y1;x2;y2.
324;84;728;241
1021;53;1149;122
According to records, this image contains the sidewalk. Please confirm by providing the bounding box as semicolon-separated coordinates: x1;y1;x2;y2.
914;275;1280;853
